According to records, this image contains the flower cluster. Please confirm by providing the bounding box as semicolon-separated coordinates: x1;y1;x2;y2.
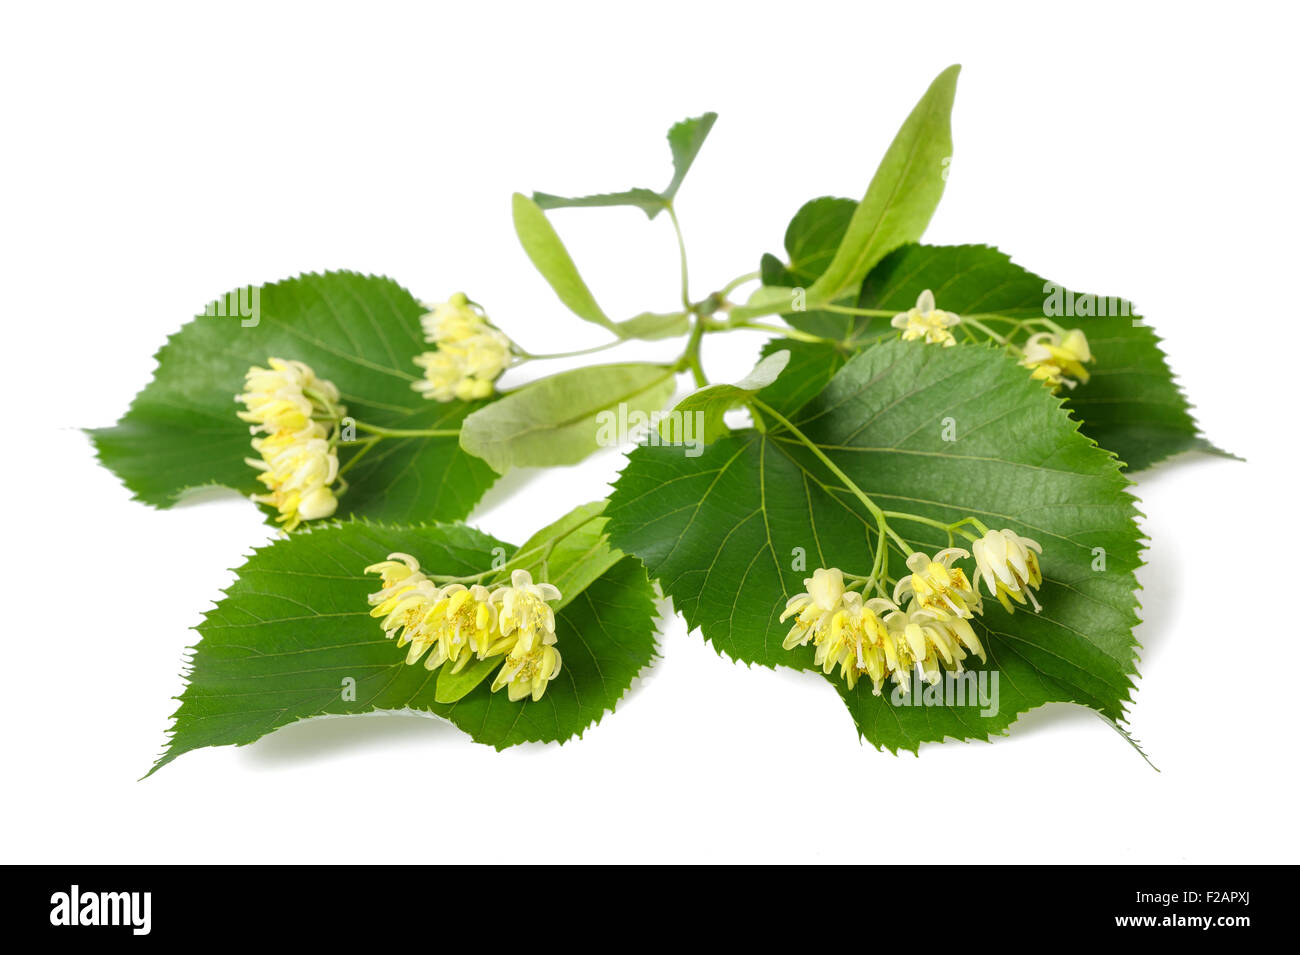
1020;327;1093;391
780;528;1043;695
365;556;563;702
412;293;513;402
237;357;343;531
890;289;961;346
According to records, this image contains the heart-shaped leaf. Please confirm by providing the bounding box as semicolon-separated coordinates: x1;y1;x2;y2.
606;340;1143;752
761;208;1225;470
150;519;658;774
90;272;499;525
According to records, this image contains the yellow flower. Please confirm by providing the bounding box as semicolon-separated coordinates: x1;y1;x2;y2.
364;552;426;594
778;561;994;694
894;548;981;619
369;576;446;665
780;567;848;649
781;568;916;695
1020;328;1093;390
492;569;562;652
415;585;499;671
412;294;513;402
238;358;341;432
364;558;567;702
246;427;340;530
890;289;961;346
883;606;987;694
972;528;1044;612
412;336;510;402
929;613;985;664
491;638;562;702
365;552;435;640
365;557;498;670
238;390;313;434
419;293;483;344
813;592;900;695
237;357;343;531
254;484;338;530
488;569;564;701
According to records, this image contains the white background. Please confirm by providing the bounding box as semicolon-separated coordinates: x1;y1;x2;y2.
2;1;1295;864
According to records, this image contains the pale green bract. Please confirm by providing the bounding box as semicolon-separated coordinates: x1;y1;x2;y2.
459;362;677;473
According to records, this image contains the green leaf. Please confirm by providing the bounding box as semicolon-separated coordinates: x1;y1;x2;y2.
662;112;719;202
606;339;1143;753
779;197;858;284
614;310;691;340
667;350;790;443
511;192;615;329
150;520;659;773
89;272;498;526
753;337;849;418
759;196;859;338
532;187;667;217
805;65;960;307
510;192;690;340
532;112;718;219
459;362;676;473
760;220;1224;470
854;244;1222;470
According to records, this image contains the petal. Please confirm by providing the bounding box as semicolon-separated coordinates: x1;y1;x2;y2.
1004;543;1030;581
808;567;845;609
892;577;913;604
934;547;969;567
780;595;811;622
1061;328;1092;362
783;624;811;649
865;597;898;615
1014;531;1042;554
904;624;928;660
905;552;930;575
